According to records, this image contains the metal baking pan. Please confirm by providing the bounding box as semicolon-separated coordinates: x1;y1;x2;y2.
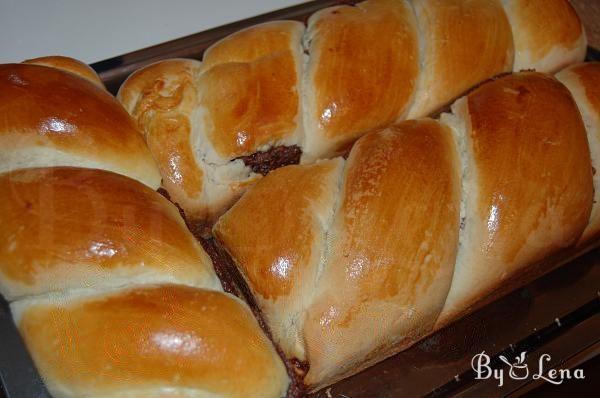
1;1;599;396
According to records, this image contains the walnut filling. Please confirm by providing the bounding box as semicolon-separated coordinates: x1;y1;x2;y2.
237;145;302;176
199;236;308;398
160;149;309;397
159;200;310;396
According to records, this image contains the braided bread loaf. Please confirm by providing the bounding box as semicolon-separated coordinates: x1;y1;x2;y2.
0;1;593;395
118;0;586;224
0;59;290;397
213;64;600;390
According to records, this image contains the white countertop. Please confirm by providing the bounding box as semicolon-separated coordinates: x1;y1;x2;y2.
0;0;303;64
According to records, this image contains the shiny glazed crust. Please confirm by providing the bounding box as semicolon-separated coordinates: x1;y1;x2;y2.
11;285;289;398
0;0;591;394
117;0;586;223
0;57;293;397
215;68;598;390
199;21;304;160
0;63;161;189
436;72;592;326
215;119;462;389
302;0;419;160
556;63;600;244
407;0;514;118
502;0;587;73
0;167;220;301
214;158;345;361
304;120;461;388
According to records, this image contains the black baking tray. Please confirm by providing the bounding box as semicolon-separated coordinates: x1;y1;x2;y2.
1;1;599;396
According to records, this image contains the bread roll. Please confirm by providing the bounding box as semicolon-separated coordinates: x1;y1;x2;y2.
0;1;593;390
556;63;600;243
0;167;219;301
502;0;587;73
0;62;161;189
0;167;291;397
436;72;592;327
302;0;419;161
215;119;461;389
11;285;289;398
0;57;293;397
213;66;599;390
119;0;587;224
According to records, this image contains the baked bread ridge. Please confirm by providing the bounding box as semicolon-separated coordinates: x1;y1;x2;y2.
0;167;221;301
303;119;461;389
213;66;597;391
435;71;593;327
0;58;291;397
118;21;305;224
502;0;587;73
213;158;347;362
198;20;305;163
10;284;289;398
118;0;586;223
23;55;106;88
406;0;514;119
0;167;290;398
214;118;462;390
556;62;600;244
0;61;161;190
301;0;419;161
117;58;216;221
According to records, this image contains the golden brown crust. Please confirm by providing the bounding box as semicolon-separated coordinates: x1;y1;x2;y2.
198;53;300;158
0;167;219;300
503;0;586;72
214;158;344;359
14;285;289;398
470;74;591;260
303;0;419;160
118;23;305;221
112;0;587;222
118;59;200;124
556;63;600;244
408;0;514;118
568;63;600;122
22;56;105;88
199;21;304;160
146;114;205;213
437;72;593;327
0;63;161;189
202;20;303;69
117;59;206;219
214;160;342;300
303;119;461;388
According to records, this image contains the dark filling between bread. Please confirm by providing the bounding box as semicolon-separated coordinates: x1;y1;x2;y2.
160;147;310;396
237;145;302;176
184;219;307;398
157;145;344;394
